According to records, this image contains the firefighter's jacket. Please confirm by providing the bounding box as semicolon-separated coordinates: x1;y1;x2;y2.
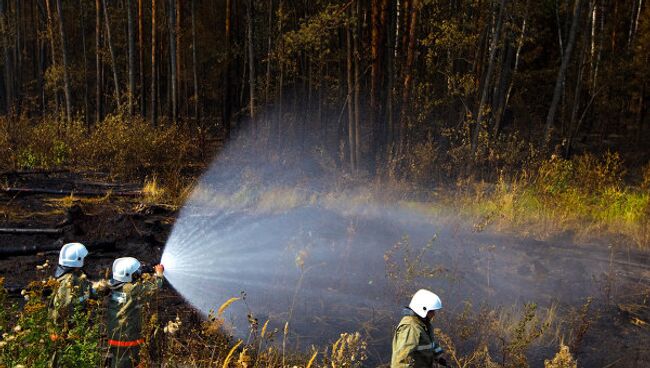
391;309;444;368
107;275;163;347
49;272;94;328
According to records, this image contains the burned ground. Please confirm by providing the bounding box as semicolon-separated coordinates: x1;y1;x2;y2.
1;171;649;367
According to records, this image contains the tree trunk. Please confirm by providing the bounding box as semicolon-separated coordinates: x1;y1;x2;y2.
353;0;361;171
495;6;528;136
14;0;21;108
79;0;89;124
346;12;356;171
95;0;102;122
102;0;121;111
168;0;177;122
247;0;255;128
223;0;231;138
471;0;507;155
138;0;145;116
0;0;14;112
191;0;199;121
176;0;182;117
36;0;46;114
151;0;157;124
127;0;135;115
398;0;419;153
545;0;584;143
45;0;60;112
275;0;283;146
370;0;389;170
265;0;272;105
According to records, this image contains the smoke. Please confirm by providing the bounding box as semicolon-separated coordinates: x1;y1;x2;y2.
161;120;648;364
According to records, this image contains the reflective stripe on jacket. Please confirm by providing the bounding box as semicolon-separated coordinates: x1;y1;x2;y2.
391;310;443;368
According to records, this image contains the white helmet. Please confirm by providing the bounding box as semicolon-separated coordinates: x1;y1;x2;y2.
58;243;89;268
112;257;141;283
409;289;443;318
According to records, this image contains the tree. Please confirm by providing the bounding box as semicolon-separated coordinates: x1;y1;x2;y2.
168;0;177;122
55;0;71;121
191;0;199;121
95;0;102;122
545;0;584;143
247;0;255;127
398;0;420;153
127;0;135;115
151;0;157;124
102;0;120;110
138;0;145;116
0;0;14;113
471;0;507;155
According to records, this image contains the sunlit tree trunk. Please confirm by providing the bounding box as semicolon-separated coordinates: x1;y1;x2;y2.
138;0;145;116
168;0;177;122
95;0;102;122
102;0;120;111
398;0;419;153
127;0;135;115
151;0;157;124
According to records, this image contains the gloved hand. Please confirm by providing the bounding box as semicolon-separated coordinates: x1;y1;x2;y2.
154;264;164;277
436;357;448;367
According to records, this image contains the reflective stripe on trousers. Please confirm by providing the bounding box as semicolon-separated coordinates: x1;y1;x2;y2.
108;339;144;347
416;343;443;354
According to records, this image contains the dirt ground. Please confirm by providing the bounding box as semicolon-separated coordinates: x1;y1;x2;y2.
1;171;649;367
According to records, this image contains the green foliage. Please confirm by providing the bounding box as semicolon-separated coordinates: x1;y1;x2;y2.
454;152;650;247
0;279;101;368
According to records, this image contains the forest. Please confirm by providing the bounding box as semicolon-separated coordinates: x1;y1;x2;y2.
0;0;649;367
0;0;647;174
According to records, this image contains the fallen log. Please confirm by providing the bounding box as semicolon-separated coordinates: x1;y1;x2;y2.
0;240;115;257
72;180;140;189
0;168;71;177
0;243;62;257
2;187;142;197
0;228;64;235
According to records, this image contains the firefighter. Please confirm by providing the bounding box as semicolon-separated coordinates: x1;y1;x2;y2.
48;242;101;367
391;289;447;367
49;242;93;327
107;257;164;368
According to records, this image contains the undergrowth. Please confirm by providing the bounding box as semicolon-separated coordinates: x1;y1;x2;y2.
1;114;648;245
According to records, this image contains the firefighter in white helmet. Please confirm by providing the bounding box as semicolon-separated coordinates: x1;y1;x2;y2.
48;242;104;367
49;242;93;331
107;257;164;368
391;289;447;367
